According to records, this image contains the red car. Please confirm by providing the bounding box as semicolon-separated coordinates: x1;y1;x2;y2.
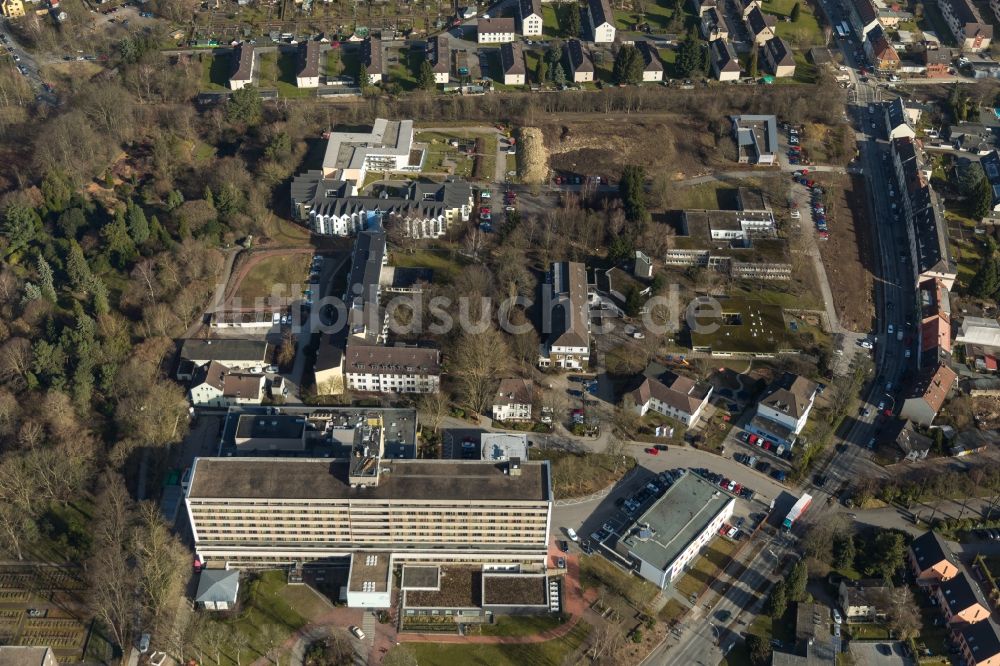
479;206;491;215
645;447;659;455
719;524;730;536
763;441;774;452
733;483;743;494
720;477;731;488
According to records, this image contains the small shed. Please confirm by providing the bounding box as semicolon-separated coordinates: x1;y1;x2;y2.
195;570;240;611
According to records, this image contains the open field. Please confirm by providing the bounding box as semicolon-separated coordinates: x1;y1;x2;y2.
233;251;313;302
541;115;731;182
199;52;231;91
388;247;471;284
764;0;826;49
813;174;876;333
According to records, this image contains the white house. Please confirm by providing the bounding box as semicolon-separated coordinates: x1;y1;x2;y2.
500;41;526;86
478;17;516;44
195;570;240;611
564;39;595;83
296;41;321;88
362;37;383;84
188;361;266;408
178;339;270;379
492;378;534;422
587;0;616;43
628;373;713;428
636;41;664;82
538;262;590;369
518;0;544;36
430;36;451;84
754;372;818;436
229;44;255;90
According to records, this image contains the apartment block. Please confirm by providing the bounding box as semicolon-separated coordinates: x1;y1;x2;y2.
185;454;554;575
939;0;992;52
229;44;255;90
296;41;322;88
517;0;544;36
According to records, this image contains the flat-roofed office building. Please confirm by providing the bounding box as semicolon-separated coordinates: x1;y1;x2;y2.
185;454;553;571
614;472;735;588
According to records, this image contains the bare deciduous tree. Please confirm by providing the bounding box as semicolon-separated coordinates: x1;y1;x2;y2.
450;327;510;417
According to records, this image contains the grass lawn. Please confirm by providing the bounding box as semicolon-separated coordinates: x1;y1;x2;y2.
341;48;361;83
198;570;314;666
614;0;685;32
847;623;890;639
274;51;315;98
477;614;567;637
387;47;420;91
389;247;470;283
658;598;689;625
415;131;478;178
402;621;590;666
200;53;231;91
579;554;659;609
236;252;312;301
542;4;562;38
533;449;637;500
325;50;344;78
764;0;825;49
264;217;312;246
673;537;739;600
671;180;739;209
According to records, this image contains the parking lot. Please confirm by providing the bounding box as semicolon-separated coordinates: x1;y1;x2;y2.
849;640;913;665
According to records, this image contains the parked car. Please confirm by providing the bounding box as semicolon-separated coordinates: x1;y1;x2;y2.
350;626;366;640
566;528;579;542
646;447;659;455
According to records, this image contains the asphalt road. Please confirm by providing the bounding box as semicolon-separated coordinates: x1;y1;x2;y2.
0;21;56;105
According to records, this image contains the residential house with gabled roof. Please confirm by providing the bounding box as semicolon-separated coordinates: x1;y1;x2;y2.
195;569;240;610
362;37;383;84
848;0;881;39
710;39;741;81
953;619;1000;666
188;361;266;407
499;41;526;85
935;571;992;624
924;48;953;77
762;37;796;78
701;7;729;42
745;6;777;45
865;27;900;74
478;17;516;44
939;0;992;52
564;39;595;83
956;316;1000;372
587;0;616;43
229;44;255;90
899;363;957;426
538;262;590;369
179;338;270;379
918;277;952;366
517;0;544;36
838;579;890;622
635;41;664;81
492;378;534;422
627;372;713;427
0;0;25;18
753;372;818;437
884;419;933;461
296;40;322;88
980;150;1000;212
430;36;451;84
884;97;917;140
691;0;717;17
736;0;762;18
908;530;960;584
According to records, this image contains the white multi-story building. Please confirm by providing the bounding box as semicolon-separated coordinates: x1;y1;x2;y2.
178;339;270;380
316;119;416;194
613;473;735;588
229;44;255;90
477;17;516;44
538;262;590;369
184;454;554;577
188;361;266;408
587;0;616;42
939;0;992;52
296;41;322;88
517;0;543;36
343;344;441;394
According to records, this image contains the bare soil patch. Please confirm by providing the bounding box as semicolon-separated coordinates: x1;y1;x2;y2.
816;174;876;333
